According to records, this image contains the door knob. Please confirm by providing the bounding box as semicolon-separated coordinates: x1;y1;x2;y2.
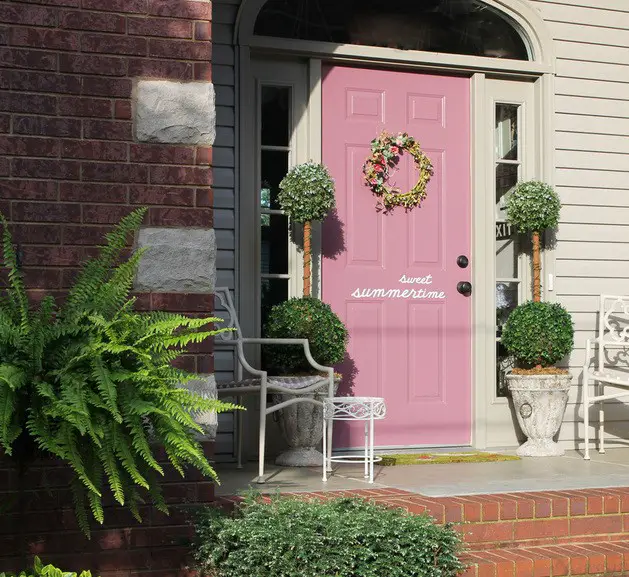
457;255;469;268
457;281;472;296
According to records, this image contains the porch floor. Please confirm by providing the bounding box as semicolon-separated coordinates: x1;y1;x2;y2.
214;447;629;497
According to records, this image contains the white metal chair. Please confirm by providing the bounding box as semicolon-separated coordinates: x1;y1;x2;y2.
213;287;335;482
583;294;629;459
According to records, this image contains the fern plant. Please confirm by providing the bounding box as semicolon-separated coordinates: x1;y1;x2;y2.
0;208;237;536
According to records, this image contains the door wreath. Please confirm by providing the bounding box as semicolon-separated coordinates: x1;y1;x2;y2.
362;131;433;212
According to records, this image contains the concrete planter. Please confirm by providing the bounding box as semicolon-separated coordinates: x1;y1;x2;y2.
507;373;572;457
271;375;339;467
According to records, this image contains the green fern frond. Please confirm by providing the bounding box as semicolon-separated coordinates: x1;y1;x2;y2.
70;478;91;539
89;355;121;422
101;437;124;506
0;386;19;454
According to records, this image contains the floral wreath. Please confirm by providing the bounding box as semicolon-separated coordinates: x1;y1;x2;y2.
362;131;434;212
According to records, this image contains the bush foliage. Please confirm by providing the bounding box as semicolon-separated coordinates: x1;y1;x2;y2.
0;208;236;535
501;301;574;368
277;162;336;223
263;297;347;374
506;180;561;234
1;557;92;577
193;495;464;577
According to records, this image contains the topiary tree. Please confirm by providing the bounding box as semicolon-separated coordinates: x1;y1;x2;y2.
278;162;335;297
263;297;347;374
501;301;574;369
506;180;561;302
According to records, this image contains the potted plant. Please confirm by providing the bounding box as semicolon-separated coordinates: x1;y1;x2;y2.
263;162;348;466
0;208;236;536
501;181;575;456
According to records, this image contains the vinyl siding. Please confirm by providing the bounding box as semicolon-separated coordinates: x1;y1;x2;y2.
214;0;629;452
531;0;629;447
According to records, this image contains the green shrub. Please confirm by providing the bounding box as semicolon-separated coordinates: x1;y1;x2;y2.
263;297;347;374
1;556;93;577
0;209;237;535
501;301;574;368
278;162;335;224
193;496;464;577
506;180;561;234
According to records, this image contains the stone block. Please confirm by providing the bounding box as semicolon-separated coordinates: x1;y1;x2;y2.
135;80;215;145
135;226;216;293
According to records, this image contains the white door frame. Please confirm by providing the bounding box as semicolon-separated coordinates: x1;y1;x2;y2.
235;0;557;451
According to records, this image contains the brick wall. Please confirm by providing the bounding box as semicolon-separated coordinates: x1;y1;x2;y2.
0;0;217;573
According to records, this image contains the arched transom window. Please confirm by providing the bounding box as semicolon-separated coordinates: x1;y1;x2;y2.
254;0;530;60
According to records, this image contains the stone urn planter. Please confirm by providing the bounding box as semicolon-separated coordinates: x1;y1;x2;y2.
506;373;572;457
270;375;340;467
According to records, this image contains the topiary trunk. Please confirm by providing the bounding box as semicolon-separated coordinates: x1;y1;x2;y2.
303;221;311;297
532;231;541;303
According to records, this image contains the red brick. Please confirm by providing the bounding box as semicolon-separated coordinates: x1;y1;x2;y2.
13;202;81;223
127;58;193;80
196;354;214;373
586;493;604;515
23;267;62;289
0;114;9;133
570;514;623;536
0;4;57;26
61;182;127;204
0;47;57;70
195;147;212;165
128;17;193;38
13;115;81;137
83;119;132;141
148;207;212;227
0;92;57;114
59;10;126;32
21;246;85;267
81;77;132;98
82;204;135;224
130;144;195;165
58;96;111;117
604;494;621;514
148;0;211;19
0;159;8;178
151;293;213;312
10;223;62;244
82;33;147;56
517;493;552;519
12;158;80;180
194;61;211;80
114;100;132;120
195;20;211;41
196;187;212;208
61;140;127;161
513;519;569;541
0;179;58;201
59;53;127;76
62;224;111;245
130;185;195;206
8;70;82;94
150;165;211;185
0;136;59;157
460;522;513;544
82;0;148;13
18;0;79;5
149;38;211;60
82;162;148;183
9;27;79;51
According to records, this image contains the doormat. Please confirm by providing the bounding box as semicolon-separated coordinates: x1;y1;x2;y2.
379;452;520;466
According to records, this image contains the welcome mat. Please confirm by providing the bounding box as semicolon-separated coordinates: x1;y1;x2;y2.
379;452;520;466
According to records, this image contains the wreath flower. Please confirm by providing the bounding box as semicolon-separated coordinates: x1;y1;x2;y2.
362;131;434;212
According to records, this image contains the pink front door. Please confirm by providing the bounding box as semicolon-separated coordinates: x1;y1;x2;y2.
322;66;471;449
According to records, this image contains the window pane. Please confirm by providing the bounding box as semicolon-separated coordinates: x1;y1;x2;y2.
495;162;518;220
261;150;289;210
496;281;519;334
261;86;290;147
495;104;518;161
261;214;289;274
255;0;529;60
261;278;289;330
496;222;519;279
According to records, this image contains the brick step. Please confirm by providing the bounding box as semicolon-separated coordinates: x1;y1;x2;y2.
461;540;629;577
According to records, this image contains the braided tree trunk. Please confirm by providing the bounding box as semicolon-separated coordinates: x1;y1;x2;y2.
303;221;311;297
532;231;541;303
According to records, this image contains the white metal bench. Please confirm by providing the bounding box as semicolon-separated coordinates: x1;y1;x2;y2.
213;287;335;482
583;294;629;460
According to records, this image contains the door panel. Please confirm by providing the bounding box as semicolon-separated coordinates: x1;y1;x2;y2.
322;66;471;448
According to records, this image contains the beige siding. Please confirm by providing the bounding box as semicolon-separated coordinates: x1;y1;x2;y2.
533;0;629;449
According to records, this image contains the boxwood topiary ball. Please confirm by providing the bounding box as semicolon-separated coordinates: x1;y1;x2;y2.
501;301;574;368
506;180;561;234
263;297;347;374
